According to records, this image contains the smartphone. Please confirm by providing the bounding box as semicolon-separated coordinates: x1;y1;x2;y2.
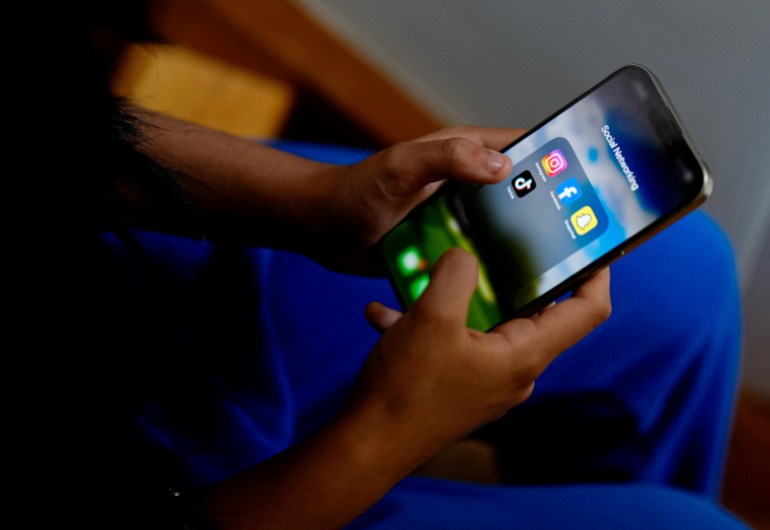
382;64;711;331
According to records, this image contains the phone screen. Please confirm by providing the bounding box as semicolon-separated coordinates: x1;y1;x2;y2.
383;65;709;331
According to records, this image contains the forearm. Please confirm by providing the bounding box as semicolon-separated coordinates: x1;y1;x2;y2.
129;109;344;255
203;402;436;530
123;112;520;273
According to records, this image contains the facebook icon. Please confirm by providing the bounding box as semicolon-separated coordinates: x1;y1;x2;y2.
556;177;582;206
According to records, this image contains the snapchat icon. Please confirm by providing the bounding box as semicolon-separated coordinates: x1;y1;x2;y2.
570;206;599;236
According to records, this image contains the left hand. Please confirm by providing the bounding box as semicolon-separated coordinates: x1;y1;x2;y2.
319;126;522;273
131;111;520;274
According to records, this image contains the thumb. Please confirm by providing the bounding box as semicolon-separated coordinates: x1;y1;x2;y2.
364;302;403;333
377;137;512;197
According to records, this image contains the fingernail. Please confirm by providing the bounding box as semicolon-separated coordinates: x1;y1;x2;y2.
487;150;508;174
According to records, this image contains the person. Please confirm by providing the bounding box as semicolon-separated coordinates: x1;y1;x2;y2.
18;1;747;528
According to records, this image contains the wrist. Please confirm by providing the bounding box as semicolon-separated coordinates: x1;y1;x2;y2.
335;394;449;484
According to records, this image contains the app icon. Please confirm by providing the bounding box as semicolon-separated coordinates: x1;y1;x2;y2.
542;149;568;177
512;170;537;198
409;274;430;300
397;246;427;276
571;206;599;236
556;178;582;206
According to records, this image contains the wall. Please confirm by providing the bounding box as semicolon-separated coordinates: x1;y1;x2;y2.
301;0;770;396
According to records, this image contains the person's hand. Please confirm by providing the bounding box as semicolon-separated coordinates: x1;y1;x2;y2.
320;126;522;273
203;256;607;529
129;113;521;272
346;249;611;467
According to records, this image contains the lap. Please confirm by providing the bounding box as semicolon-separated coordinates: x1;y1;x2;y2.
347;477;748;529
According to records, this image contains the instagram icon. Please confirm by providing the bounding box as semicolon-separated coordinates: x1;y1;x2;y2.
542;149;568;177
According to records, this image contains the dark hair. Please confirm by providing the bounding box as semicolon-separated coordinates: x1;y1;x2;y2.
41;0;194;233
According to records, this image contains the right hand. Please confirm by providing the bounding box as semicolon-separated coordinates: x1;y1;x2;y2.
202;248;610;530
350;248;612;463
